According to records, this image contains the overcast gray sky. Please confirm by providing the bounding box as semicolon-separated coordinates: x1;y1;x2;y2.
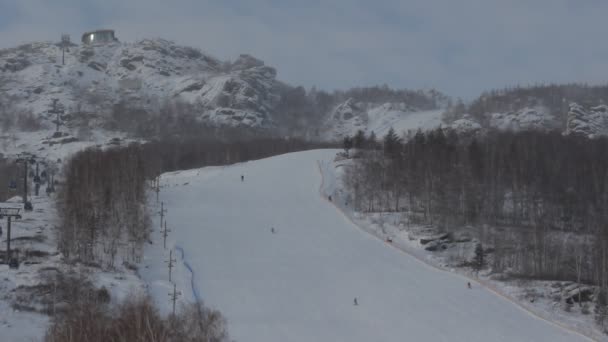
1;0;607;98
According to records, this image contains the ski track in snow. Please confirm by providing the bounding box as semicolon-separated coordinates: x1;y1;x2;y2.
146;150;594;342
175;245;202;303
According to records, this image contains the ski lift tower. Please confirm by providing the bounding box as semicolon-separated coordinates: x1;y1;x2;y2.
48;99;64;135
15;154;35;211
60;34;70;65
45;162;57;194
0;205;21;264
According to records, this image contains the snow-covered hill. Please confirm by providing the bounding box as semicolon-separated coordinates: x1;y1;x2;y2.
0;39;279;130
142;150;588;342
10;38;608;142
0;38;454;141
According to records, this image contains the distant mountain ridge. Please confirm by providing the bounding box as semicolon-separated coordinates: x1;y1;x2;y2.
0;37;449;140
2;38;607;141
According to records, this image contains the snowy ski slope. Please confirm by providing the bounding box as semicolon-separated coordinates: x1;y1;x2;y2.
144;150;589;342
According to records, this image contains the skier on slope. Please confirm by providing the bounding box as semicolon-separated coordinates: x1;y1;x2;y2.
354;297;358;306
467;282;471;289
241;175;244;182
271;227;276;234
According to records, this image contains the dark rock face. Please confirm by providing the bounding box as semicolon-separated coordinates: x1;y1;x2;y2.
420;233;451;245
79;48;94;63
3;57;30;72
179;81;205;93
88;61;106;71
424;240;447;251
120;57;140;71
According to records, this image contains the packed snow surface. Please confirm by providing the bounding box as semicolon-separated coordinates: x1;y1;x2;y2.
146;150;588;342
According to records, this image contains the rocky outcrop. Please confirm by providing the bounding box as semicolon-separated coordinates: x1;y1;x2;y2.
489;106;556;131
565;103;608;138
449;115;482;135
323;99;368;139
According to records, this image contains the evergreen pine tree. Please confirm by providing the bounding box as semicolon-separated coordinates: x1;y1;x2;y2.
473;242;484;275
353;130;366;150
383;127;401;158
595;289;608;328
368;131;378;150
343;136;353;156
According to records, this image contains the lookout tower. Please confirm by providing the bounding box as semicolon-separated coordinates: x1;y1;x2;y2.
81;29;117;44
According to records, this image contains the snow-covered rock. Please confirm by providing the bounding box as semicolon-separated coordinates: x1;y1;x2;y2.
449;114;482;135
488;106;555;131
565;103;608;138
448;100;608;139
323;99;368;139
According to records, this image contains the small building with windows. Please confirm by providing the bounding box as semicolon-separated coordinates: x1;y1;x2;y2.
81;29;117;44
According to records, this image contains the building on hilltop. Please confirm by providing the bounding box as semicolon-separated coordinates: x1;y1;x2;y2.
81;29;118;44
